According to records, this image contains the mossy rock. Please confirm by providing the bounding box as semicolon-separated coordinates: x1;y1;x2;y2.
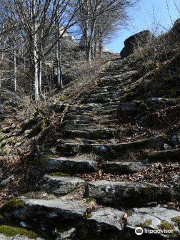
0;198;25;213
58;95;68;101
0;134;5;142
172;216;180;229
40;119;48;132
1;146;12;155
0;225;38;238
41;154;55;163
138;219;152;228
86;197;95;203
158;221;173;231
49;172;70;177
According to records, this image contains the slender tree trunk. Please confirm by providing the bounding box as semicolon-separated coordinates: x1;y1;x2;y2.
0;75;2;113
39;60;42;94
99;37;103;57
14;48;17;92
32;0;39;102
56;19;62;89
34;46;39;102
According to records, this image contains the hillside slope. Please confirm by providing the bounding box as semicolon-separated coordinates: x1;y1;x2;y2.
0;26;180;239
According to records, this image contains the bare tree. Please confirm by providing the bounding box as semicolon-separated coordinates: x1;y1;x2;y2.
77;0;135;62
0;0;79;101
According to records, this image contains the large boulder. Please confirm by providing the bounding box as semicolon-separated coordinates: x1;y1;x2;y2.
120;30;154;58
171;18;180;35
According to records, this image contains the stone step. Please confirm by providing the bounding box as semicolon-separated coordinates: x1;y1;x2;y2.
127;206;180;239
63;114;115;122
56;135;166;157
61;122;116;130
60;129;117;140
78;207;124;240
68;103;119;111
61;119;118;127
38;175;85;196
0;198;87;221
85;181;171;207
67;108;117;115
101;161;147;174
146;149;180;162
89;86;122;93
88;92;122;99
82;97;122;104
0;233;44;240
46;157;97;173
81;206;180;239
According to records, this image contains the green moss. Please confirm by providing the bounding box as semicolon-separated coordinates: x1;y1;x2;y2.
172;216;180;229
170;88;177;97
58;95;67;101
1;146;12;155
0;225;38;238
86;197;95;203
24;130;31;137
158;221;173;231
40;119;48;132
6;137;15;144
0;198;25;212
49;172;70;177
0;134;5;142
41;154;54;163
78;224;89;239
139;219;152;228
87;213;92;218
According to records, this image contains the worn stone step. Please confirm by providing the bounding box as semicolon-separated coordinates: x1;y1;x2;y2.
67;108;117;115
146;149;180;162
56;135;166;157
46;157;97;173
78;207;124;240
83;97;122;104
127;206;180;239
61;129;116;140
101;161;147;174
0;233;44;240
38;175;85;196
62;119;118;127
81;206;180;239
89;92;122;99
63;114;115;122
86;181;171;207
0;198;87;221
89;86;122;93
84;103;119;109
62;122;117;130
68;103;119;111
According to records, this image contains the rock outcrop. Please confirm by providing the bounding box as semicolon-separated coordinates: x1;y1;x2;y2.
120;30;154;58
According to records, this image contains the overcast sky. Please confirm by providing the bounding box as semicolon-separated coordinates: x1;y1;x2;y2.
107;0;180;53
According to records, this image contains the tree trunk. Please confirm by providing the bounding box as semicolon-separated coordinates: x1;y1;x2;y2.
56;19;62;89
39;60;42;94
99;37;103;58
14;48;17;92
0;75;2;113
32;0;39;102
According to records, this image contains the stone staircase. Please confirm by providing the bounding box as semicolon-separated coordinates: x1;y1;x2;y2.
1;58;180;240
